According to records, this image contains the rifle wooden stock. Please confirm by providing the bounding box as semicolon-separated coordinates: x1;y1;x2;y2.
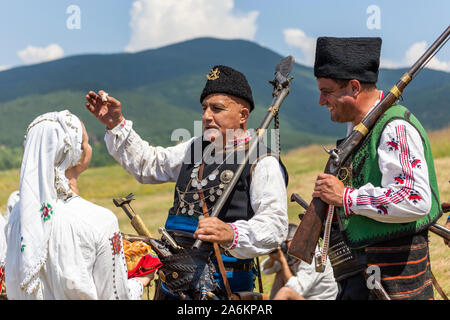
288;26;450;264
288;198;327;264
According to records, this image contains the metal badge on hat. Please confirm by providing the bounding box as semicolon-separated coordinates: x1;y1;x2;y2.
206;67;220;80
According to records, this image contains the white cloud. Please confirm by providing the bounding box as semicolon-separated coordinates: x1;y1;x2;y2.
404;41;450;72
381;41;449;72
125;0;259;52
281;32;449;73
0;65;11;72
283;28;316;66
17;44;64;65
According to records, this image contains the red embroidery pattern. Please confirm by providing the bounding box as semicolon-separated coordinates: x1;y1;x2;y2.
410;158;422;169
356;125;416;210
110;232;122;255
228;223;239;250
343;188;356;216
394;174;405;185
408;191;423;204
387;139;399;151
0;267;4;294
375;204;389;215
40;202;53;222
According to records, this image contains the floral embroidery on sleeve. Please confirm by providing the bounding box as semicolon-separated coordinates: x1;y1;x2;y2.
20;236;26;252
40;202;53;222
355;125;422;213
109;232;123;299
110;232;122;255
386;138;399;151
410;157;422;169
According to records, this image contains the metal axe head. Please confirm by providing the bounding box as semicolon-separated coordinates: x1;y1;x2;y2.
113;193;136;207
273;55;295;86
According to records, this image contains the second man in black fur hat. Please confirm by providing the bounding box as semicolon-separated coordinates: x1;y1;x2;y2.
309;36;441;300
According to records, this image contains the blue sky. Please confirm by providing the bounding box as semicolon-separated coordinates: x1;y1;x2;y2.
1;0;449;72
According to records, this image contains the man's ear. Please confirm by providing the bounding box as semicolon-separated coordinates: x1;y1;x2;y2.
349;79;362;97
240;106;250;123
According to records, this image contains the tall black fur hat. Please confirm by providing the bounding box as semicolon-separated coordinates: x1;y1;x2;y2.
314;37;382;83
200;65;255;111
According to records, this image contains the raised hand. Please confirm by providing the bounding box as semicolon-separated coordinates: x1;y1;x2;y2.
85;90;124;129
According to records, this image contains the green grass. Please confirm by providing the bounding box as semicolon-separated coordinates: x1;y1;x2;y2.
1;126;449;299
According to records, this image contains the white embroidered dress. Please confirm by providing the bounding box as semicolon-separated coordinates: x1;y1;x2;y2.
5;111;142;300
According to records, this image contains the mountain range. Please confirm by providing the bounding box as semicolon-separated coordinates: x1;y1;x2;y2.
0;37;449;168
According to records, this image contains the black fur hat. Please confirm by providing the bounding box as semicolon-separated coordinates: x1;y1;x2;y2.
200;65;255;111
314;37;382;83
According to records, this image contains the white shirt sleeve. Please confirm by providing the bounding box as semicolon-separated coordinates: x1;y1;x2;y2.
284;261;316;297
4;190;19;222
104;119;196;184
284;256;338;300
260;257;282;275
226;156;289;259
343;119;432;223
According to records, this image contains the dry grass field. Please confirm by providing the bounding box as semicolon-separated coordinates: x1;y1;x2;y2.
1;126;449;299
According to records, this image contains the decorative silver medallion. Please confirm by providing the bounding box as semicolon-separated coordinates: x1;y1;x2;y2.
220;170;234;184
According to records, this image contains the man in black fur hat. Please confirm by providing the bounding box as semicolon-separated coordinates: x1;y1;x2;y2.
85;65;289;300
310;37;441;300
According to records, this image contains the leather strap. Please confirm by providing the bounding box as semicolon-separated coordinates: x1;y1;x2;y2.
255;257;264;294
431;271;448;300
197;163;233;299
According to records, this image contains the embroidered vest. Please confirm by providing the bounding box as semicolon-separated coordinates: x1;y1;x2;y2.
337;104;442;249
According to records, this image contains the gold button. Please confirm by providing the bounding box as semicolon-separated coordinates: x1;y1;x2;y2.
172;272;178;279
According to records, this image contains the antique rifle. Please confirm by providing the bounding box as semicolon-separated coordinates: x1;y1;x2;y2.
288;26;450;264
192;55;295;249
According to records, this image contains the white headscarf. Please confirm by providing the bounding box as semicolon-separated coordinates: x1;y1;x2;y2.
11;110;83;296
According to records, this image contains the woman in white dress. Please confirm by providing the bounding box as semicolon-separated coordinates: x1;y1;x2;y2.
5;110;154;299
